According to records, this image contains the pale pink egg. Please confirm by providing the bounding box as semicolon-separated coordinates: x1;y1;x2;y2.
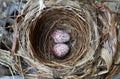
52;44;69;57
51;30;70;43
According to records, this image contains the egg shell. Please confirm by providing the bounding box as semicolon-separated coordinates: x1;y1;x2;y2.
52;44;69;57
51;30;70;43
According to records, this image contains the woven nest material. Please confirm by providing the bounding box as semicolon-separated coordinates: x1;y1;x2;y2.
29;7;91;64
17;0;118;79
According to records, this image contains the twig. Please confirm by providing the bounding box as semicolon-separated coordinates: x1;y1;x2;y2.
10;21;17;56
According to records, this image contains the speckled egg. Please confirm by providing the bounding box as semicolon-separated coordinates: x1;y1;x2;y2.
52;44;69;58
51;30;70;43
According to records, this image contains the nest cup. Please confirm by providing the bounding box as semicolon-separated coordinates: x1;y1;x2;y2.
18;0;118;78
29;7;90;66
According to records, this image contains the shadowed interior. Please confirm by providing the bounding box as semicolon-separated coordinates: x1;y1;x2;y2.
29;7;90;66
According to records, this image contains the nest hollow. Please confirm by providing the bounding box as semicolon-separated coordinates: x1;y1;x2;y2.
29;7;90;67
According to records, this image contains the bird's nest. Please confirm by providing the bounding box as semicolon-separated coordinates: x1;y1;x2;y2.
29;7;91;65
15;0;119;79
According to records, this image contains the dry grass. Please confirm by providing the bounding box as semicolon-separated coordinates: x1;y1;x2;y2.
0;0;119;79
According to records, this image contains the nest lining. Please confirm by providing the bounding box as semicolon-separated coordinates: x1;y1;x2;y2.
29;7;90;66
